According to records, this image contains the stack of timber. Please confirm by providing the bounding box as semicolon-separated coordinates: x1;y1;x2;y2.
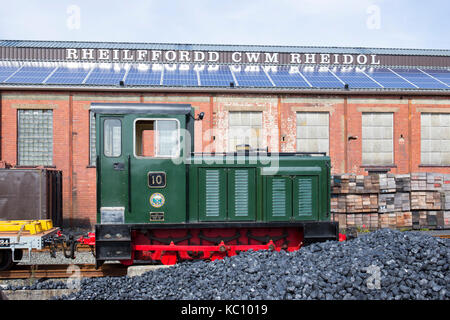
410;192;442;210
411;172;443;191
395;174;411;192
442;174;450;229
345;194;378;213
409;172;447;230
379;174;397;193
410;172;427;191
331;174;379;194
331;173;380;230
330;195;346;213
378;192;410;213
331;172;450;231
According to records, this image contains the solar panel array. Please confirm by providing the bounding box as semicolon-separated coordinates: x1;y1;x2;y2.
45;66;91;84
0;62;448;90
84;66;126;85
5;66;56;84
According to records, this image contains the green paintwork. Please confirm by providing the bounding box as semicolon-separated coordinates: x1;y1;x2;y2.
96;109;331;225
97;113;187;224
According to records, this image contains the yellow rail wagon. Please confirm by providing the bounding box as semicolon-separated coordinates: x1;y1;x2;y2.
0;220;60;271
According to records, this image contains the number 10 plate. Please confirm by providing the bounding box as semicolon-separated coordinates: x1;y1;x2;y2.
148;172;166;188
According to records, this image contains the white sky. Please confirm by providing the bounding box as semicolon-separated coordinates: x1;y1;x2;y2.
0;0;448;49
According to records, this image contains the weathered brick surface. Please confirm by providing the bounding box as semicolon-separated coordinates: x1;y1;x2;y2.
1;91;450;227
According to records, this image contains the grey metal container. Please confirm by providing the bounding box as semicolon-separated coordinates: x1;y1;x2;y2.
0;169;63;226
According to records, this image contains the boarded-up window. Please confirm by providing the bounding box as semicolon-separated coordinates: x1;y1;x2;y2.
17;109;53;166
421;113;450;165
362;112;393;165
296;112;329;154
228;111;262;152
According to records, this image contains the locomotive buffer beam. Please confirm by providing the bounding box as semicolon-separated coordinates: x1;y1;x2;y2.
95;225;132;268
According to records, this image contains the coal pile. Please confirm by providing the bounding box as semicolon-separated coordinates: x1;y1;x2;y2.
53;229;448;300
3;279;67;291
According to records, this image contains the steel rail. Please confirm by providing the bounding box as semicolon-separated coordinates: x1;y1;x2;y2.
0;263;127;279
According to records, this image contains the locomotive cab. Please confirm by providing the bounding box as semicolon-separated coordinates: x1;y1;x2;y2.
93;103;193;226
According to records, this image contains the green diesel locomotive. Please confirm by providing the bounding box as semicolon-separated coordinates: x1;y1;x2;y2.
92;103;338;267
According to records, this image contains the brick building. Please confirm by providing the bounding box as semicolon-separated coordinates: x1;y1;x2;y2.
0;40;449;227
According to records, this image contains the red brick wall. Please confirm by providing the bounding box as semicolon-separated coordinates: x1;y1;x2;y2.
0;92;72;222
71;92;141;226
1;90;449;227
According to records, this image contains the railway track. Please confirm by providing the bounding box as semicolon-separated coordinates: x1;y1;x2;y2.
35;243;93;253
1;230;448;281
423;230;450;239
0;263;127;279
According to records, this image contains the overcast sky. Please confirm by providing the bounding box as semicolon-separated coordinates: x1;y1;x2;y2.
0;0;448;49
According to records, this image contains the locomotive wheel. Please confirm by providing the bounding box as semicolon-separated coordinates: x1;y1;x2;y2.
0;250;14;271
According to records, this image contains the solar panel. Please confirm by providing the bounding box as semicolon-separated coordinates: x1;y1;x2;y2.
300;67;343;88
162;65;198;86
231;66;273;87
365;68;416;89
45;66;91;85
0;63;449;91
125;65;162;86
266;66;310;88
391;68;448;89
5;66;56;84
84;65;126;85
0;66;20;82
417;69;450;87
333;67;382;89
198;65;234;87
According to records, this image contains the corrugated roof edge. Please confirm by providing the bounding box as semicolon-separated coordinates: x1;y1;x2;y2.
0;39;449;57
0;83;449;95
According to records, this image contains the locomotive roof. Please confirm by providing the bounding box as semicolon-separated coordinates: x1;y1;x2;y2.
90;103;192;114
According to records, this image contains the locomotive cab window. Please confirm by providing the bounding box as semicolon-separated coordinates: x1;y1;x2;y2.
135;119;180;158
103;119;122;157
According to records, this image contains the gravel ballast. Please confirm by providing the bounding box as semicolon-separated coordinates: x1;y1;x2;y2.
9;229;450;300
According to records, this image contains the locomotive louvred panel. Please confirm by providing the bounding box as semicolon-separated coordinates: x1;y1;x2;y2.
199;168;227;221
228;168;256;221
266;176;292;221
293;176;319;220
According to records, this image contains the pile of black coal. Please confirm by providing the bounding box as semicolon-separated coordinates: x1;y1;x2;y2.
48;229;448;300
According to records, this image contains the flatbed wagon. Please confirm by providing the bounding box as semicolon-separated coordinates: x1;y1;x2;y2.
0;220;60;271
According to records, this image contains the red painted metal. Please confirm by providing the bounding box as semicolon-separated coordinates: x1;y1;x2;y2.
76;227;306;266
127;227;304;265
77;232;96;246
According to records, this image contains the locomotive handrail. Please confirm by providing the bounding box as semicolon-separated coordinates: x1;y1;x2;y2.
96;155;101;213
190;152;327;156
128;155;132;213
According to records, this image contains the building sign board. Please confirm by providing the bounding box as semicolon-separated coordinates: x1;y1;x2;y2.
65;48;382;65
